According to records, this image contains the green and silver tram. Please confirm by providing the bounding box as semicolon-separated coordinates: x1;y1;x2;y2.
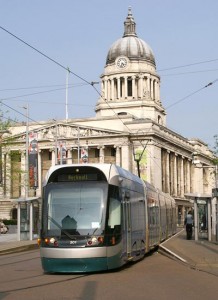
38;163;176;273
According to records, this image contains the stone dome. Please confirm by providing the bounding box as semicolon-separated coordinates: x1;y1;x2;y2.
106;8;156;66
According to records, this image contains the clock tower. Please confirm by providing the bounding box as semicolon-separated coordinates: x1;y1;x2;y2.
95;7;166;126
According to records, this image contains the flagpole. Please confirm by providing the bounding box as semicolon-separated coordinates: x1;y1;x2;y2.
65;67;70;120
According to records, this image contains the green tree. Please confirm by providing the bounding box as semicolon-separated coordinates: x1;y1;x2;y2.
0;107;21;196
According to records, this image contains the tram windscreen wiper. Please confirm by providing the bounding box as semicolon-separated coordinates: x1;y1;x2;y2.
48;215;74;240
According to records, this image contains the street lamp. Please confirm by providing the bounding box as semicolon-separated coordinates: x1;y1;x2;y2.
133;146;141;178
132;140;150;178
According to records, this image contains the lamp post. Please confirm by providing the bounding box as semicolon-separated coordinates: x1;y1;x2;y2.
23;104;29;199
132;140;149;178
55;121;58;165
133;147;140;178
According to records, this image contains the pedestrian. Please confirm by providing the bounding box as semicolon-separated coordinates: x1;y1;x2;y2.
184;210;193;239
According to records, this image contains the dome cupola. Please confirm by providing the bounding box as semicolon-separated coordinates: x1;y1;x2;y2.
96;7;166;126
106;7;155;66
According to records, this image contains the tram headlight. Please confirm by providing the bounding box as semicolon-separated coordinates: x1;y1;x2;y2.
43;237;58;247
86;236;104;246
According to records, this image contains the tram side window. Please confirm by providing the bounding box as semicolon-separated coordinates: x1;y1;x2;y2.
108;197;121;229
107;185;121;230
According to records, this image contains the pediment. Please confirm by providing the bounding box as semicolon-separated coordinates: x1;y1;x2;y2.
12;122;125;142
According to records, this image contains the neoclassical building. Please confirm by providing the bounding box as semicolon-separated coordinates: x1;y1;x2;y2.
0;8;216;238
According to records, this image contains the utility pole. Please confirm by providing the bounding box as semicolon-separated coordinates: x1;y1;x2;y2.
24;104;29;199
55;121;58;165
65;67;70;120
77;126;80;163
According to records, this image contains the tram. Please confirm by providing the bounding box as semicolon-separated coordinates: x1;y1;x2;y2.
38;163;176;273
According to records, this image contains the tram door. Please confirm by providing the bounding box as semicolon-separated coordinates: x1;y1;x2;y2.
122;191;132;259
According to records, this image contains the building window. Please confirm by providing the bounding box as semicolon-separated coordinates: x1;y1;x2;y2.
111;148;116;157
127;78;132;96
95;149;99;158
49;151;52;160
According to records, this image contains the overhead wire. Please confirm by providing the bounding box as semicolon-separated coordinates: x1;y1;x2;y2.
0;25;91;85
1;25;217;151
0;100;42;125
0;82;88;92
1;20;217;187
0;25;132;131
0;84;89;102
160;68;218;77
158;58;218;72
166;79;218;110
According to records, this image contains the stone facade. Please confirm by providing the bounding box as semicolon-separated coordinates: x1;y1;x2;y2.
0;8;216;234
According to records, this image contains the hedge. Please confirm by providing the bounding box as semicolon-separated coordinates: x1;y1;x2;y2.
1;219;17;225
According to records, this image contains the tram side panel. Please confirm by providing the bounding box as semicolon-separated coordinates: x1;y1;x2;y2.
145;184;161;248
119;182;146;264
158;192;167;242
163;193;177;238
171;196;177;235
129;192;146;260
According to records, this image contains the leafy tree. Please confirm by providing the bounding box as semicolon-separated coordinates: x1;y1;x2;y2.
0;107;20;195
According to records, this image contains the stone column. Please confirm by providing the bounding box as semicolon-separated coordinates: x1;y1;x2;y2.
51;150;55;166
67;149;72;164
5;152;11;198
121;144;130;171
150;78;154;100
140;75;143;98
146;75;150;96
115;146;121;166
111;78;115;101
152;145;162;190
146;144;152;184
101;80;104;98
193;163;204;193
180;156;184;197
37;150;42;197
173;154;178;196
165;150;170;193
20;151;26;198
99;146;105;163
153;80;156;100
186;160;191;193
104;79;108;100
107;79;111;100
161;151;166;192
156;81;160;102
169;153;174;195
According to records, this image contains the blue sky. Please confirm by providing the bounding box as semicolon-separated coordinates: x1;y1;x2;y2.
0;0;218;149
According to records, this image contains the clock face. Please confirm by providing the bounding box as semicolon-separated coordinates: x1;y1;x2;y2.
116;57;128;68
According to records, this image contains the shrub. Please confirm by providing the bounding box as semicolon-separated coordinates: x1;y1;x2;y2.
2;219;17;225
